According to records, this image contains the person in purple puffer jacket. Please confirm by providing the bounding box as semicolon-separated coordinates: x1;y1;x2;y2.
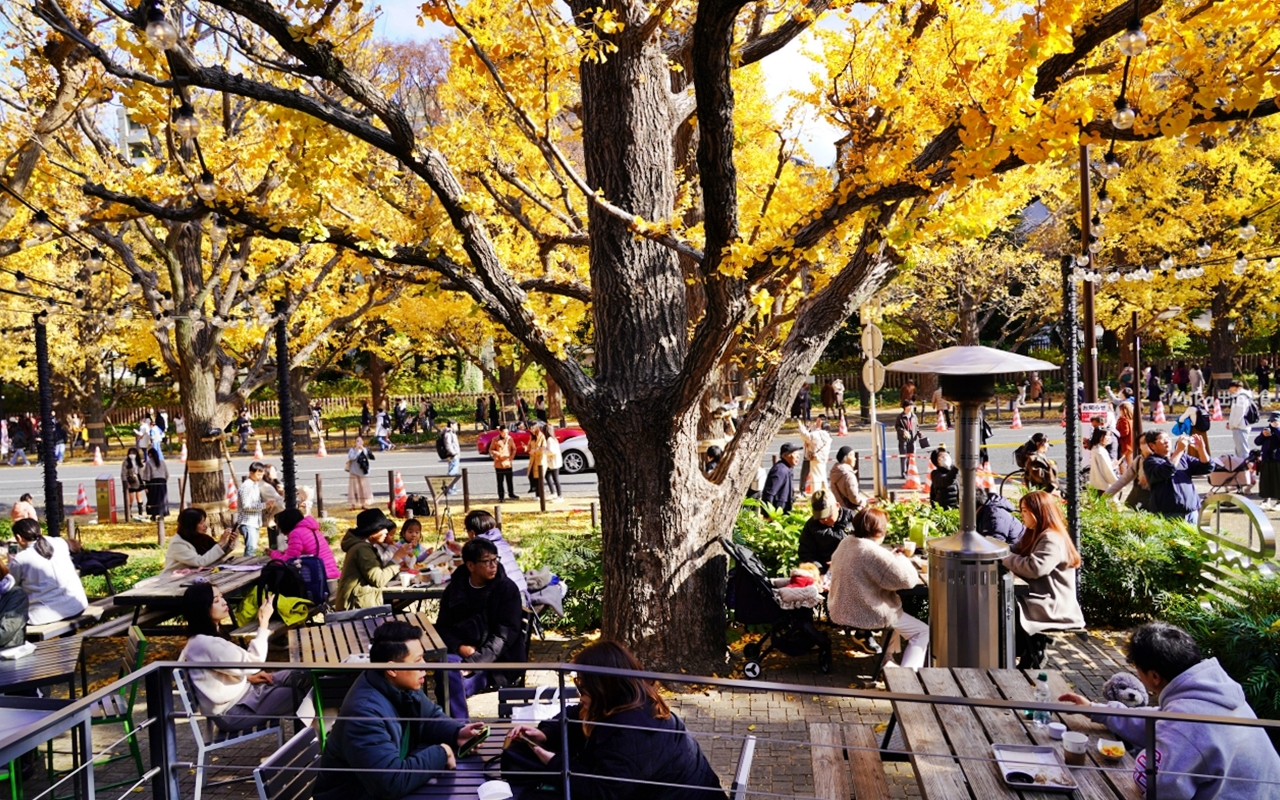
268;509;339;579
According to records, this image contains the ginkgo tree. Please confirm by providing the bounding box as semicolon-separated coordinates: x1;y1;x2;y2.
33;0;1280;670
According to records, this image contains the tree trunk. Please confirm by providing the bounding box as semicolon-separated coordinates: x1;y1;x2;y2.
83;369;107;456
368;352;386;411
588;403;731;672
496;362;519;425
177;346;235;516
1208;294;1238;394
546;375;563;426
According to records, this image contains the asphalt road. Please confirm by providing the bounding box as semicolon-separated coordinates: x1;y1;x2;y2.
0;412;1253;519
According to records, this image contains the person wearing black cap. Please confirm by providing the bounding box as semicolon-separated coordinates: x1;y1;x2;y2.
1255;412;1280;510
828;446;864;511
760;443;800;513
798;490;854;571
335;509;413;611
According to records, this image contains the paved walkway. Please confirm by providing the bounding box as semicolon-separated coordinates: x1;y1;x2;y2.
19;626;1134;800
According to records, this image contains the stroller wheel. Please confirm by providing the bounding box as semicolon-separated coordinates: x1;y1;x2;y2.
743;661;762;680
743;642;762;660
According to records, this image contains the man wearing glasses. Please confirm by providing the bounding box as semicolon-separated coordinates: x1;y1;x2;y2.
435;537;525;719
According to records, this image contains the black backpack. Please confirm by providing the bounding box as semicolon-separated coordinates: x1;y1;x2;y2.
1245;398;1260;425
1194;404;1212;432
435;433;449;459
256;559;311;603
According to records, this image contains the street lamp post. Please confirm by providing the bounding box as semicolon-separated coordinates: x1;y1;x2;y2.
275;300;297;513
1061;257;1082;549
1080;144;1099;404
34;314;63;535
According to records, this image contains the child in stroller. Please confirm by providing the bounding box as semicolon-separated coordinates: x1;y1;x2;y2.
723;538;831;678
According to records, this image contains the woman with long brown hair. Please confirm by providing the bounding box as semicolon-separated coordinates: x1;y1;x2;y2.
164;508;238;571
1004;491;1085;668
505;640;727;800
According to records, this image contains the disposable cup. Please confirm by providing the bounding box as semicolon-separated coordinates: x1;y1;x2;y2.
399;572;413;587
1062;732;1088;753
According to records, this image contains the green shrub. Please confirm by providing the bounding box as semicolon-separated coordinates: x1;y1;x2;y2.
732;500;810;575
883;501;958;546
517;524;603;635
1076;498;1210;626
1162;572;1280;724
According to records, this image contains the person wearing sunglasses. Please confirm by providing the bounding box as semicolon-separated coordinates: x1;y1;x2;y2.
434;537;524;719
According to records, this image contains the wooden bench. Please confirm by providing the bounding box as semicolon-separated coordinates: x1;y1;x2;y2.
811;723;891;800
25;602;105;641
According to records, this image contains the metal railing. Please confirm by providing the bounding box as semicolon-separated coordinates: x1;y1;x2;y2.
4;659;1279;800
1197;493;1278;601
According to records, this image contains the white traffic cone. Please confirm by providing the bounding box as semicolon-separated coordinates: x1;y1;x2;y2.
92;446;104;466
1010;407;1023;430
253;438;264;459
179;443;187;462
1153;401;1167;423
317;437;328;457
837;414;848;436
227;477;238;511
1212;398;1225;421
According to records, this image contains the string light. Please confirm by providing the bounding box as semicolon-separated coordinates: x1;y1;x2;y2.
1115;22;1148;57
174;104;199;142
1075;254;1091;267
1195;239;1212;259
1096;190;1114;214
1092;215;1107;238
145;7;179;50
1112;98;1136;130
1099;153;1122;180
1233;251;1248;274
1159;255;1175;270
31;211;53;237
1238;217;1257;241
195;171;216;202
85;248;105;273
15;272;30;292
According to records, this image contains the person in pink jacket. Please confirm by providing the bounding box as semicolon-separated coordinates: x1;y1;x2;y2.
268;509;339;579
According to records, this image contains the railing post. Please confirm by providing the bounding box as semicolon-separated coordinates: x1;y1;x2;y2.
315;474;325;518
559;668;571;799
1145;715;1158;799
146;666;180;800
462;468;470;511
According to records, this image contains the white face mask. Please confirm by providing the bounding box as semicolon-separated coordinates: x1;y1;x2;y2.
937;454;953;469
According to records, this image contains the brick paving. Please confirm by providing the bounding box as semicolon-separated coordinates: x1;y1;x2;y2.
16;625;1137;800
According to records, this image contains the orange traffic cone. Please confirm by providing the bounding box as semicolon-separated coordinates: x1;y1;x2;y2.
837;414;848;436
253;438;264;459
1211;398;1225;421
1060;410;1067;428
227;476;238;511
902;454;922;490
1153;401;1167;423
936;413;947;433
393;471;407;503
179;443;187;462
922;462;932;494
981;462;994;491
1010;407;1023;430
92;446;104;466
804;469;814;494
317;437;328;458
72;483;94;515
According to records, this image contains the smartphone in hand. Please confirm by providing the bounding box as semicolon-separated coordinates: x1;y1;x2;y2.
458;724;491;758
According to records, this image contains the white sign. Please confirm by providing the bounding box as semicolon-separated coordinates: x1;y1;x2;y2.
1080;402;1110;422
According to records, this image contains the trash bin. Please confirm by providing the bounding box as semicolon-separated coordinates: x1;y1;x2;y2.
927;530;1013;668
95;475;118;524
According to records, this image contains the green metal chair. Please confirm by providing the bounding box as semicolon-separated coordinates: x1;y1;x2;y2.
0;759;20;800
48;626;148;797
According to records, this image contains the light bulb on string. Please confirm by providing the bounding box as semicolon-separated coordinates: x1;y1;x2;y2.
14;272;30;292
1233;251;1248;274
1194;266;1205;278
195;171;216;202
121;305;134;321
1096;189;1114;214
161;292;174;312
74;290;85;309
1266;259;1279;273
1115;21;1148;57
1099;152;1122;180
210;215;227;246
1092;215;1107;238
1195;239;1212;259
31;211;53;238
1159;255;1175;270
1075;254;1090;267
45;296;59;315
86;248;104;273
1238;217;1257;241
1111;98;1136;130
145;8;179;50
173;104;199;142
1088;236;1102;254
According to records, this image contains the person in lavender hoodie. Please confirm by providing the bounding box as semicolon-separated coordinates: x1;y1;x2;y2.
1059;622;1280;799
267;509;339;580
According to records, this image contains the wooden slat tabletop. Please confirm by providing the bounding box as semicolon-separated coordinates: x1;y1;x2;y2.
886;667;1141;800
113;556;270;607
0;637;82;695
289;611;448;663
403;724;513;800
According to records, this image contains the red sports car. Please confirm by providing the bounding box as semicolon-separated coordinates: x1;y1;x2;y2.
476;426;585;455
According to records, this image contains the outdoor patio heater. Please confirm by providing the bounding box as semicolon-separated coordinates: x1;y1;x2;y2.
885;347;1058;668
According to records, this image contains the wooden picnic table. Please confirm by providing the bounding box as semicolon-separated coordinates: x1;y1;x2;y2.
0;637;82;698
885;667;1144;800
112;555;269;624
289;610;448;663
402;722;515;799
382;582;447;611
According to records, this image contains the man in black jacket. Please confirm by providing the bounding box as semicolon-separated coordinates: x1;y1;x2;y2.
760;443;800;513
797;489;853;571
435;537;525;719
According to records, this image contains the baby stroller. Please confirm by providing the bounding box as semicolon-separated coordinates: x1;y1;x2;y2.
1208;452;1259;495
722;537;831;678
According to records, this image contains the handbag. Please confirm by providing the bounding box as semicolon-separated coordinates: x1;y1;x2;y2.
917;435;931;449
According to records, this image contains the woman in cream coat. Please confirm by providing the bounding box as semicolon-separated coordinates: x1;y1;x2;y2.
827;507;929;668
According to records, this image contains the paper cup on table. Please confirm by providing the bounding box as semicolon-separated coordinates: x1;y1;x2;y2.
429;567;444;584
399;572;413;587
478;780;514;800
1062;731;1088;766
900;540;917;557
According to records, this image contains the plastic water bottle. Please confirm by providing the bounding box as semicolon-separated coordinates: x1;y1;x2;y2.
1033;672;1052;727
